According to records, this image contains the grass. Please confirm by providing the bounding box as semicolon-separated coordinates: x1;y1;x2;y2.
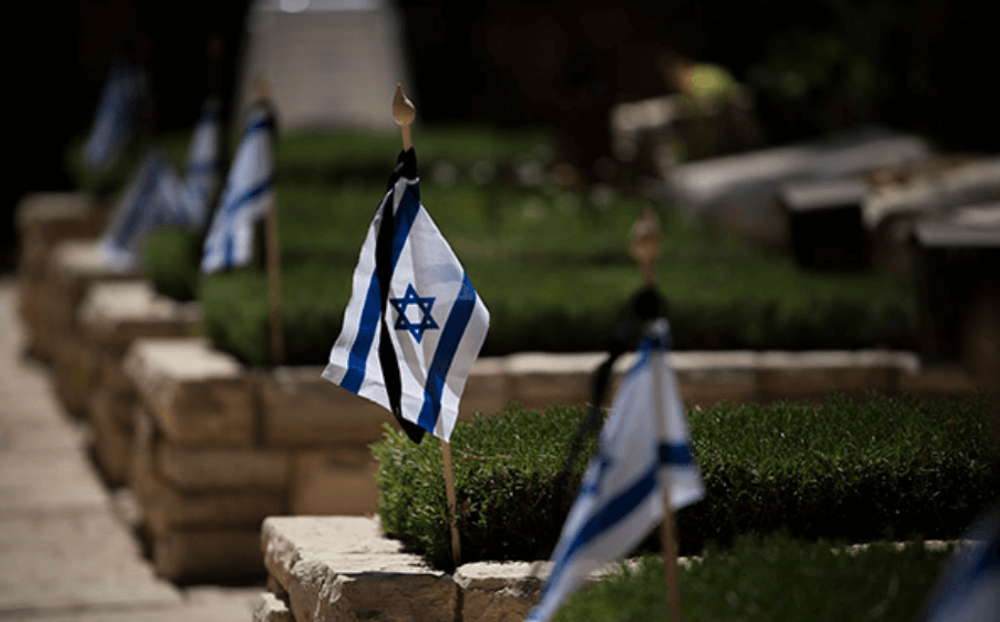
76;124;919;366
372;394;998;571
551;535;954;622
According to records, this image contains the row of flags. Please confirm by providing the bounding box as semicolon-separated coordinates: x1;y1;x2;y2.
85;61;996;622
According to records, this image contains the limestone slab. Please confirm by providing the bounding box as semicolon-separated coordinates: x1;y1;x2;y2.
259;367;397;446
78;280;202;349
156;444;291;491
0;451;107;516
455;562;543;622
756;350;895;401
672;351;760;405
124;338;255;446
253;591;295;622
153;529;266;583
505;352;605;409
289;449;380;516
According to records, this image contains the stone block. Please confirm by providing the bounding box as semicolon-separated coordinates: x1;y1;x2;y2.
51;331;93;417
505;352;605;410
156;444;290;492
896;363;979;397
671;351;760;406
289;449;380;516
262;516;456;622
253;592;294;622
124;338;255;446
459;357;510;420
153;529;266;583
259;367;397;447
15;192;107;279
757;351;895;402
89;386;136;486
455;562;543;622
78;280;202;350
130;405;286;533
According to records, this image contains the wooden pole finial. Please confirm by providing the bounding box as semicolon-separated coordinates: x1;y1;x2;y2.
630;206;662;286
393;84;415;151
254;72;272;103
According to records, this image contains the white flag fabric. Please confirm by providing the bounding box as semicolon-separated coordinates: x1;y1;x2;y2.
526;318;704;622
323;150;490;443
83;54;147;172
918;503;999;622
181;98;223;227
97;148;183;272
200;104;275;274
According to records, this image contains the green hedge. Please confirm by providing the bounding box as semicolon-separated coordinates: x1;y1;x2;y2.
144;183;917;367
553;536;953;622
372;394;998;571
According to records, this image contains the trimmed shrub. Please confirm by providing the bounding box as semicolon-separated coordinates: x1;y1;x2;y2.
372;394;999;570
552;535;954;622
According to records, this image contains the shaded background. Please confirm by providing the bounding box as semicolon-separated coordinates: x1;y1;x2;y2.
5;0;997;270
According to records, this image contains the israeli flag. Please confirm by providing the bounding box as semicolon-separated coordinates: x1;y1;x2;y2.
918;503;999;622
323;149;490;444
97;149;173;272
200;104;275;274
182;99;223;226
83;55;147;172
526;319;704;622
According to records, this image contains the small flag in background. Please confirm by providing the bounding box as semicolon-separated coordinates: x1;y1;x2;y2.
97;148;173;271
526;318;704;622
83;54;148;172
182;98;223;226
918;503;999;622
201;103;275;274
323;148;490;444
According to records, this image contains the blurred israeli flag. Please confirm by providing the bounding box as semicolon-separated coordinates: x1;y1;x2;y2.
526;319;704;622
323;148;490;444
97;148;172;272
182;98;223;226
918;504;999;622
83;55;147;172
200;104;275;274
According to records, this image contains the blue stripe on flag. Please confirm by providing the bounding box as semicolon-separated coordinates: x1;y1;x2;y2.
542;467;659;597
417;273;478;432
245;117;273;137
220;177;274;220
659;442;694;466
341;182;421;394
114;157;162;249
341;274;383;393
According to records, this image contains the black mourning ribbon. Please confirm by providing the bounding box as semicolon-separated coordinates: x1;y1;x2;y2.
375;148;426;444
552;285;665;495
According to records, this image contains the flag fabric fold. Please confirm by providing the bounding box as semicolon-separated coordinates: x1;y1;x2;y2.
200;103;275;274
97;148;178;271
918;503;999;622
83;54;148;172
97;98;224;272
526;318;704;622
181;98;224;227
323;148;490;443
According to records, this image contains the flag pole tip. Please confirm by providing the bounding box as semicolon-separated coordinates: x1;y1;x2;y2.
393;85;416;126
630;206;661;286
254;73;272;103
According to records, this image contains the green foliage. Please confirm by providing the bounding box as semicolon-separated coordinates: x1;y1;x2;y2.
142;227;203;301
553;535;953;622
373;394;998;571
135;126;917;366
372;404;598;571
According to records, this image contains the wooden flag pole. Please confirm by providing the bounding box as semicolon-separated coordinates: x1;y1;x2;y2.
258;75;284;366
393;84;461;567
630;207;681;622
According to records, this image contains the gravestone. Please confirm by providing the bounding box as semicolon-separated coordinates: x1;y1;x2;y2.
779;178;870;270
912;203;1000;388
237;0;411;131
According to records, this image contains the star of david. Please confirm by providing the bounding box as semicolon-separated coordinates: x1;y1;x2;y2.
389;284;439;343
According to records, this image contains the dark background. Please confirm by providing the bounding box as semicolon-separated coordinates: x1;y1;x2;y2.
5;0;997;271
